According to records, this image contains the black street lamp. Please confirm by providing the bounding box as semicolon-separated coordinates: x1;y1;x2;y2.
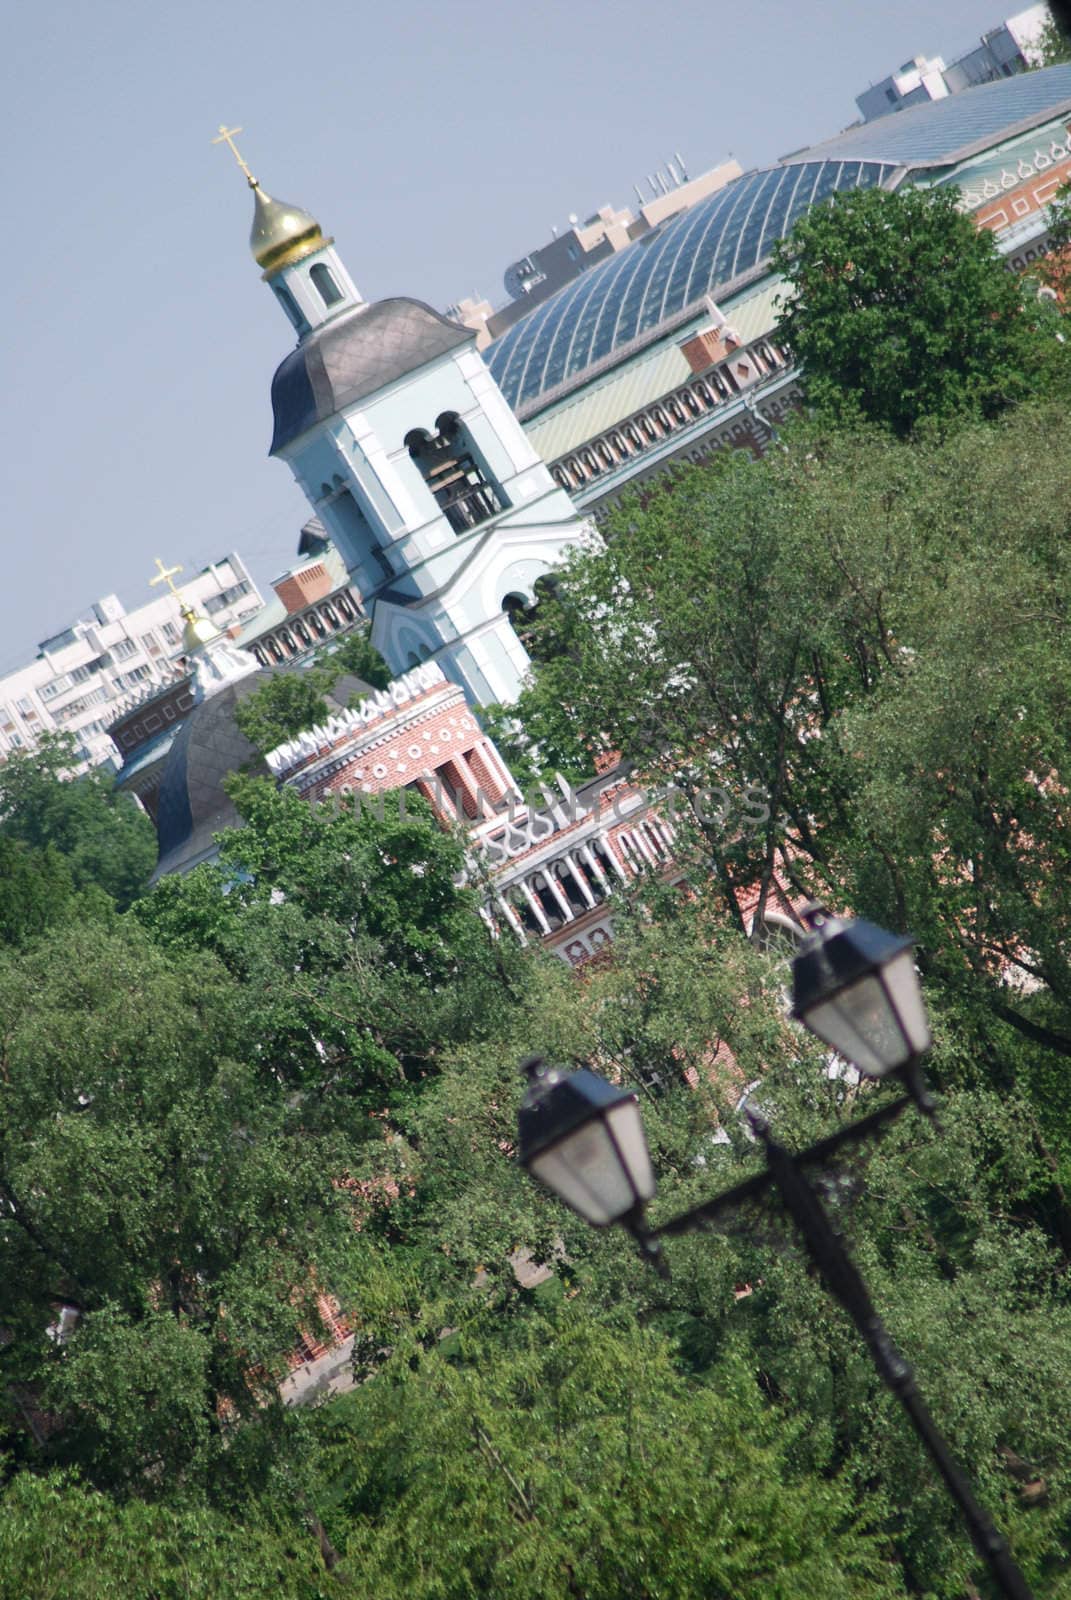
516;907;1034;1600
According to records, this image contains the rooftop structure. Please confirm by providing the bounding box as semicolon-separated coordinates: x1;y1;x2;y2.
235;524;365;669
856;4;1051;122
481;63;1071;510
454;160;744;348
0;556;262;775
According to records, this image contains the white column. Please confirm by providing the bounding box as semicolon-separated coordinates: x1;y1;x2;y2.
494;894;527;945
632;825;660;867
481;737;523;801
601;835;631;883
567;852;598;908
542;866;575;924
580;842;612;894
519;878;552;935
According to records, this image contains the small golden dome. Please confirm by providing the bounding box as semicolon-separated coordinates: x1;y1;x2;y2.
181;606;222;654
250;181;331;278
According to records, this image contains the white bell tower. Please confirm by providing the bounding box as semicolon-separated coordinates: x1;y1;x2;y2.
218;127;593;709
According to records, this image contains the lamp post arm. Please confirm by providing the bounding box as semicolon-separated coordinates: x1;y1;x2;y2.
648;1092;914;1241
757;1121;1034;1600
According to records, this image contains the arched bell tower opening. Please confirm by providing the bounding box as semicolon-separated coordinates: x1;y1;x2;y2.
405;412;505;535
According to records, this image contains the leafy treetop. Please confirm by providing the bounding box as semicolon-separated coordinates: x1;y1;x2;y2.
772;184;1051;434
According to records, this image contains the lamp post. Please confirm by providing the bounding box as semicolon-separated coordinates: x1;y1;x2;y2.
516;906;1034;1600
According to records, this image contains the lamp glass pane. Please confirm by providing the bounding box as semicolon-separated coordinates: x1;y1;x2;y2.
528;1116;637;1225
881;949;932;1054
605;1099;656;1203
803;971;907;1075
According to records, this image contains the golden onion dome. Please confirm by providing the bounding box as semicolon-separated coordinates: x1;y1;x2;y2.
181;605;222;654
249;181;332;278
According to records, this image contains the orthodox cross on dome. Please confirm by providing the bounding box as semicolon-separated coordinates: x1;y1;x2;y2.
213;123;256;186
149;556;184;599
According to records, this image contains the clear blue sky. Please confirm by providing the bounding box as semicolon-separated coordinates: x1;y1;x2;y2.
2;0;1008;670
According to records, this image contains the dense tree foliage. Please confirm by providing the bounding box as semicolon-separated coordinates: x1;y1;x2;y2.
5;198;1071;1595
0;920;364;1495
771;185;1052;433
234;628;392;754
0;735;155;912
233;671;333;754
504;408;1071;1124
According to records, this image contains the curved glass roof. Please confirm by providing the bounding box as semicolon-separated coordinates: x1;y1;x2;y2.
487;159;894;410
782;62;1071;170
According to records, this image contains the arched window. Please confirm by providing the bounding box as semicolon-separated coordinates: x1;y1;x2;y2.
406;412;504;534
310;263;344;307
330;488;394;584
273;283;307;335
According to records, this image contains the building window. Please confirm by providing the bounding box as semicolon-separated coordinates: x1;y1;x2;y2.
310;263;344;307
112;638;138;661
274;282;308;336
330;488;395;585
405;412;505;535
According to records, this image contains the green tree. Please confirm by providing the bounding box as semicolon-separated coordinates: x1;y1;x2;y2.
233;630;392;755
306;1299;903;1600
0;1471;332;1599
1035;12;1071;65
500;408;1071;1108
320;627;391;690
0;735;155;909
1036;176;1071;301
135;777;534;1135
0;920;362;1492
233;671;332;754
772;184;1046;433
0;838;81;947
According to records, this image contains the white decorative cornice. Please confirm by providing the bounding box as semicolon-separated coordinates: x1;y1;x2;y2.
265;661;451;779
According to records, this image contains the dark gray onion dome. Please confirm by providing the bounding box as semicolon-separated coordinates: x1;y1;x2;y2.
152;675;268;882
270;298;474;453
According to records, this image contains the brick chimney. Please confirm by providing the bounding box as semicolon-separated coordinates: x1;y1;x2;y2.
273;560;333;614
